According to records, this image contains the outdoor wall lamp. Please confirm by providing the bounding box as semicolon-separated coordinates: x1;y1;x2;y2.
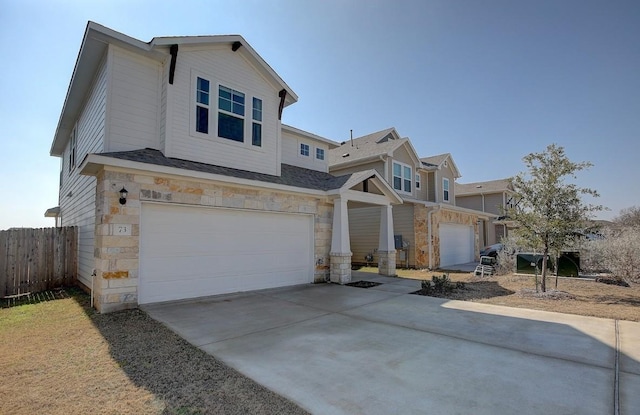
119;187;128;205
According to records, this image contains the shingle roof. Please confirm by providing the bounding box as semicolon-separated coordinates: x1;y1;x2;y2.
328;128;408;166
420;153;449;166
96;148;351;191
455;178;513;196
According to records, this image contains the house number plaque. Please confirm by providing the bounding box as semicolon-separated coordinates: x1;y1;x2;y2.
114;224;131;236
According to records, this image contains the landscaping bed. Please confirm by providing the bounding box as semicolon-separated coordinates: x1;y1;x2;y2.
357;267;640;322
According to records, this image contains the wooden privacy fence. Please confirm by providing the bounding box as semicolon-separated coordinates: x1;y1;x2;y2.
0;227;77;298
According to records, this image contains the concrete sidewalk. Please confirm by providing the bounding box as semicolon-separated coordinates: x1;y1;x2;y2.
144;282;639;415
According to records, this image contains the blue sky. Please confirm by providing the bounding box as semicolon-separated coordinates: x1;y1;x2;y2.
1;0;638;229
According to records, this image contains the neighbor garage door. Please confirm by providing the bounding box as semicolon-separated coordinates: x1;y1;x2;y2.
439;223;474;267
139;203;313;304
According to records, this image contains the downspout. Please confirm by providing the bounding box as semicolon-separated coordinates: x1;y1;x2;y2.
427;205;441;270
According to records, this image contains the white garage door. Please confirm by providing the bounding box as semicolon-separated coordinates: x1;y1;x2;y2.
439;223;474;267
139;203;313;304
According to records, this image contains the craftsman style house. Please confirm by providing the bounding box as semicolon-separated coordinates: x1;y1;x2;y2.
47;22;402;312
329;129;493;269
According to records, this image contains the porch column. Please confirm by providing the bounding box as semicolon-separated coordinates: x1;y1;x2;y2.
330;197;352;284
378;204;396;276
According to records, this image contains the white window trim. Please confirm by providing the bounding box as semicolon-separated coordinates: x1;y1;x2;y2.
68;125;77;175
415;173;421;189
251;96;263;147
443;177;450;202
189;71;264;152
299;142;311;157
392;161;413;195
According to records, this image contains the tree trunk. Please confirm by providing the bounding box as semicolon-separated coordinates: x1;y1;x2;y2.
541;247;549;293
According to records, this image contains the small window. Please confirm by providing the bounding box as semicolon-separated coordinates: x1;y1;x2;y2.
443;178;450;202
68;127;76;175
316;148;325;160
252;97;262;147
195;77;210;134
392;162;412;193
415;173;421;189
300;143;310;157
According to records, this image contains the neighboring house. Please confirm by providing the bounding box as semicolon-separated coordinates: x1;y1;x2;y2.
329;130;493;269
46;22;402;312
455;179;515;246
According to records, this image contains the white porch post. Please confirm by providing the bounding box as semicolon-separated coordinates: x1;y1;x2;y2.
330;197;352;284
378;204;397;276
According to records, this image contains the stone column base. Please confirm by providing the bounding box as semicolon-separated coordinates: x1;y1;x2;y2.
378;250;397;276
330;252;352;284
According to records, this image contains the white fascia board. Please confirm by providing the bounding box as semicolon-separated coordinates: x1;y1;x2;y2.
326;169;403;205
337;190;394;206
281;124;340;147
80;154;328;198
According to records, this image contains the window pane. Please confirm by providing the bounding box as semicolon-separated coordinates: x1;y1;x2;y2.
232;102;245;116
404;179;411;192
444;190;449;201
219;86;231;100
316;148;325;160
253;97;262;121
197;77;210;93
218;97;231;112
300;143;309;156
393;177;402;190
393;163;401;176
218;113;244;142
197;91;209;105
196;106;209;133
443;179;449;190
404;166;411;179
233;92;245;104
252;122;262;146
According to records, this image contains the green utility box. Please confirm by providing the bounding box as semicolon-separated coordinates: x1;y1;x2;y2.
516;253;550;275
557;251;580;277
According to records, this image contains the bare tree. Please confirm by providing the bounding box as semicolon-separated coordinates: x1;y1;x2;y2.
614;206;640;228
510;144;603;292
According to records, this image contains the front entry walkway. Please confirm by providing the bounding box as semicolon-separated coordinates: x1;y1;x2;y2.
144;283;640;415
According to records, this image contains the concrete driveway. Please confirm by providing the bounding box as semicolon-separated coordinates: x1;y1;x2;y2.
143;275;640;415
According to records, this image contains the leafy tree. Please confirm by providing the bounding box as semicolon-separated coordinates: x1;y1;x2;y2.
614;206;640;228
509;144;603;292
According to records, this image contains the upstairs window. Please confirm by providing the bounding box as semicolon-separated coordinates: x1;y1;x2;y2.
252;97;262;147
443;178;450;202
393;162;412;193
195;77;210;134
300;143;310;157
218;85;245;142
68;127;76;175
415;173;421;189
316;148;325;161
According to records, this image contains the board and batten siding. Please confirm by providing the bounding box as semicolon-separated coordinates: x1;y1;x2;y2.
59;56;108;288
281;130;329;172
106;46;161;152
168;45;281;176
348;204;416;267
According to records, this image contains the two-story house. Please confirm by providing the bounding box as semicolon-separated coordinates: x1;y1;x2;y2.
455;179;515;247
329;129;493;269
47;22;403;312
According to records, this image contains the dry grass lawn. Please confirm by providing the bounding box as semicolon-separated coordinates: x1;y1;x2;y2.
0;288;308;415
375;267;640;322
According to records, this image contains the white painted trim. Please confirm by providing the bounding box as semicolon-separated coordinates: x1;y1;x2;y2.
392;160;413;195
342;190;393;206
443;177;450;202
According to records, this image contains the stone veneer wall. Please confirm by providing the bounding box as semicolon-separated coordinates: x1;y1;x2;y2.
93;169;333;313
413;205;479;269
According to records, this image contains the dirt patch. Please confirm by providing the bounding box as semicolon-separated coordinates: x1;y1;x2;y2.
0;288;309;415
356;267;640;322
346;280;382;288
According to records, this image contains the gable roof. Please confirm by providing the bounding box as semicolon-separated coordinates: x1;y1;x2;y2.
455;178;514;196
51;21;298;157
419;153;461;178
328;128;420;169
281;124;340;148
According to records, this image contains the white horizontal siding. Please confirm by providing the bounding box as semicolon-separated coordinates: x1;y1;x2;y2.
107;46;160;152
168;45;279;175
281;130;329;172
59;57;107;288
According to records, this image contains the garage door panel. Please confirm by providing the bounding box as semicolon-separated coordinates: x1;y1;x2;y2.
139;204;313;304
